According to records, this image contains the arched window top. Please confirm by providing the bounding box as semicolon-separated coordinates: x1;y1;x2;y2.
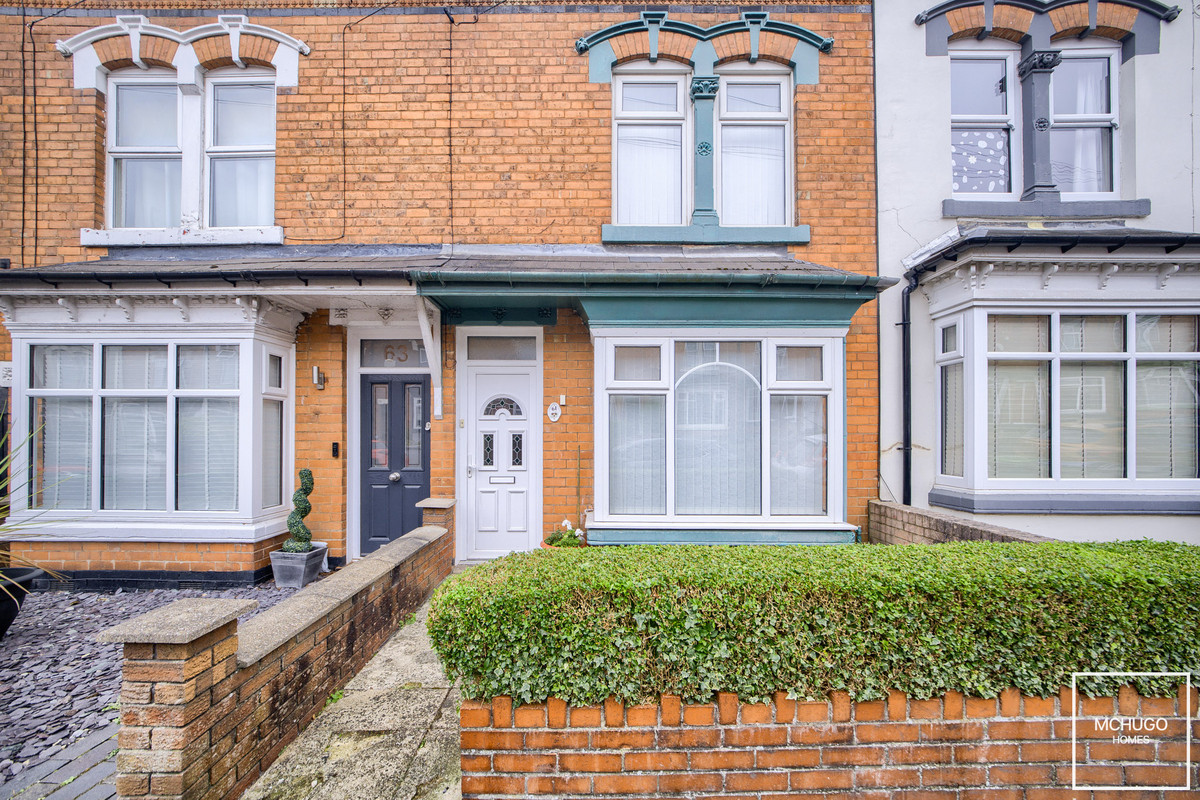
483;397;523;417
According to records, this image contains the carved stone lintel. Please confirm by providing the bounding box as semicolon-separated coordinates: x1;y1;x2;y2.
690;76;719;101
1018;50;1062;80
377;307;394;323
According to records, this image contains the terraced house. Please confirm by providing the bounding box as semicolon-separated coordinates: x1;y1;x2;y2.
1;0;886;586
875;0;1200;543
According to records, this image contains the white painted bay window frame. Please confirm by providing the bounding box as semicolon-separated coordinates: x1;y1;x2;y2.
593;330;846;528
11;327;294;542
933;306;1200;500
934;315;968;484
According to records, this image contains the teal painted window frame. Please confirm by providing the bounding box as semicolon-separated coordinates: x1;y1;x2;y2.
581;12;830;246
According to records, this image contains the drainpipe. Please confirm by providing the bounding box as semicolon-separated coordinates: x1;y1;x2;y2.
899;263;937;506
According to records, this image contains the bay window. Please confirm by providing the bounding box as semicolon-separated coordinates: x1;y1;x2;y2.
597;335;842;525
26;339;290;518
934;310;1199;502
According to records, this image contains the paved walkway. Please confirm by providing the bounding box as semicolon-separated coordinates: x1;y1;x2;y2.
241;596;461;800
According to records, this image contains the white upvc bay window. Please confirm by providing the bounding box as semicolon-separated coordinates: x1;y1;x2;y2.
17;331;293;540
935;310;1200;492
594;333;845;526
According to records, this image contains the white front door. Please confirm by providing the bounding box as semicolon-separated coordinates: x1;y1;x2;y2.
459;332;541;559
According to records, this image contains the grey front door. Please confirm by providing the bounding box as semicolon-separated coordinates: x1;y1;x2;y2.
360;374;430;555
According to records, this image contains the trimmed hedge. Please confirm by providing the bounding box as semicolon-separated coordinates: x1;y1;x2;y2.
428;542;1200;705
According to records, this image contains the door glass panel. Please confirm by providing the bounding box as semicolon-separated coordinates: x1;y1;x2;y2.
405;385;423;469
361;339;428;368
511;433;523;467
371;384;388;468
467;337;536;361
483;397;523;416
482;433;494;467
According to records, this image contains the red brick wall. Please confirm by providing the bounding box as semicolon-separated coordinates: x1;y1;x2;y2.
112;526;453;800
461;687;1198;798
868;500;1050;545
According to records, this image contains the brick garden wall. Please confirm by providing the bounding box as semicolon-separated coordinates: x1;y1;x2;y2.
102;524;453;800
461;686;1197;799
868;500;1050;545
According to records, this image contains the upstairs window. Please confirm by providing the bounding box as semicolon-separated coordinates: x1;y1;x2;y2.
612;68;689;225
950;50;1018;196
207;76;276;227
105;68;277;231
717;67;792;226
1049;52;1117;194
110;77;182;227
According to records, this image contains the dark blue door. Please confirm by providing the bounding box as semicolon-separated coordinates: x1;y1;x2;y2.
360;374;430;555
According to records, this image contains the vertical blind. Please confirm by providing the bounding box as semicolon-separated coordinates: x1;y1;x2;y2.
609;395;666;514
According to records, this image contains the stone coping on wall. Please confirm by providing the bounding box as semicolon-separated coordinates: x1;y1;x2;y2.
460;686;1198;798
99;523;454;800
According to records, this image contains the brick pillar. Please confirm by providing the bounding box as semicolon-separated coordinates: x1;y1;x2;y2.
99;599;255;800
416;497;456;533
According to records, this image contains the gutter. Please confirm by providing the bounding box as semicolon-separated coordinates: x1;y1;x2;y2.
0;268;414;288
412;269;898;291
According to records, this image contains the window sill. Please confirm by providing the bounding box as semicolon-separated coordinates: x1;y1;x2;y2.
601;224;811;245
81;226;286;247
928;487;1199;515
942;198;1151;219
586;527;857;545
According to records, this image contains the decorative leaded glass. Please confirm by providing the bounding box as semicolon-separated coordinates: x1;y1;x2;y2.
512;433;523;467
483;397;522;416
482;434;494;467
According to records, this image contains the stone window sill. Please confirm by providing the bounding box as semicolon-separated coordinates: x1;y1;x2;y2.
942;198;1150;219
601;224;811;245
82;226;286;247
928;487;1198;514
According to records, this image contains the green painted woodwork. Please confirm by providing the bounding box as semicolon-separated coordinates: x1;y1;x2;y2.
585;528;858;545
577;295;870;328
690;77;719;227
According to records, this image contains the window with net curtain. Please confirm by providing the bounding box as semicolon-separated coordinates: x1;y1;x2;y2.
107;68;275;229
975;313;1199;481
612;65;791;227
606;340;828;519
28;344;243;512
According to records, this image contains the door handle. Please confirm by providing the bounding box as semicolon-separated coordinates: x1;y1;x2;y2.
388;471;402;483
466;456;474;479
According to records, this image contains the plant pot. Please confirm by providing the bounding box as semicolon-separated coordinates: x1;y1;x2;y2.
0;567;44;640
270;542;328;589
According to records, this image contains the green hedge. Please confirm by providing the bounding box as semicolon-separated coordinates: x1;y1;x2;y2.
428;541;1200;705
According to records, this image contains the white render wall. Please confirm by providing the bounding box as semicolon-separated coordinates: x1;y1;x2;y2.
874;2;1200;543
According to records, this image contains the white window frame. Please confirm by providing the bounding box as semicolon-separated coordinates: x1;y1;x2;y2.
715;62;794;227
106;70;183;230
934;315;968;484
203;68;277;229
1050;44;1120;200
88;67;283;246
934;306;1200;496
611;63;693;226
11;329;294;540
593;330;846;528
948;43;1022;201
260;344;291;510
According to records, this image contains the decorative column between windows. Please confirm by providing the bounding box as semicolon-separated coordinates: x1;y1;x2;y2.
1017;50;1062;202
689;76;720;227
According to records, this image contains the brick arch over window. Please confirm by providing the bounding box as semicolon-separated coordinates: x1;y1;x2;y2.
93;34;179;71
916;0;1180;54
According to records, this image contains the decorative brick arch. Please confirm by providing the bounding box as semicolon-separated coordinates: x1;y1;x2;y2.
946;5;1036;42
56;15;309;93
1049;2;1139;41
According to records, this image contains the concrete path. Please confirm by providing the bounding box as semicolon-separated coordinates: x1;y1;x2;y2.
0;725;116;800
241;596;461;800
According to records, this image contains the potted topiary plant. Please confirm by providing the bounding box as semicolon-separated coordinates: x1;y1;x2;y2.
269;468;328;588
541;518;585;549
